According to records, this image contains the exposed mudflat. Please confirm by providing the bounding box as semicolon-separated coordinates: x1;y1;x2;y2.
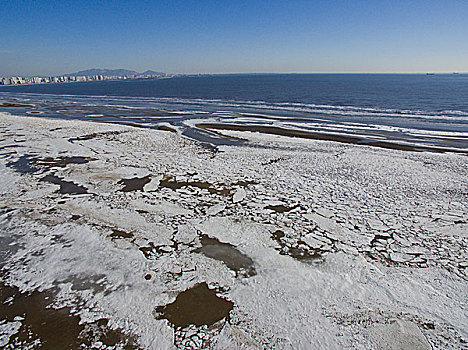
0;112;467;349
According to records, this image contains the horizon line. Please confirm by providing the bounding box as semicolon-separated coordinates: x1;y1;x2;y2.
2;71;467;78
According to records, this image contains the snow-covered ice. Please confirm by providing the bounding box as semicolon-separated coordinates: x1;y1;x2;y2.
0;112;467;349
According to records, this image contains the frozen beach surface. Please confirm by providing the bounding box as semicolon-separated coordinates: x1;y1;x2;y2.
0;112;467;349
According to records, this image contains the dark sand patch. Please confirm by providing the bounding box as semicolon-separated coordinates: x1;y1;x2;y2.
0;281;137;349
272;230;322;261
40;174;89;195
34;156;95;168
0;145;21;151
155;282;233;328
370;234;392;247
118;175;151;192
158;125;177;133
6;155;94;174
68;130;123;143
69;134;99;142
139;245;158;260
196;123;468;154
265;204;299;213
139;239;180;260
261;158;283;166
159;175;233;196
194;235;256;277
366;233;429;267
0;151;16;158
286;244;322;260
0;103;33;108
232;180;258;187
109;229;134;240
121;122;143;128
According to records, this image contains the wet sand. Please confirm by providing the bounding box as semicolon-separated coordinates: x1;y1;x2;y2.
196;123;468;154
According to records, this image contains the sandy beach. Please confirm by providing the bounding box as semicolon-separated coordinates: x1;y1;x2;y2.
0;111;467;349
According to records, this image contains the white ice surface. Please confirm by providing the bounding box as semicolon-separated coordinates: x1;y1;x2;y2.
0;112;467;349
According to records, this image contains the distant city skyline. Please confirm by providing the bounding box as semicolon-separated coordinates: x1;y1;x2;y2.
1;0;467;76
0;68;171;86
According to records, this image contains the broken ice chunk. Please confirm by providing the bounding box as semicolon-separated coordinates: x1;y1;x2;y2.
232;188;246;203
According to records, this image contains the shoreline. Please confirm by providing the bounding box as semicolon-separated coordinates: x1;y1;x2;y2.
196;123;468;154
0;112;467;348
1;87;466;156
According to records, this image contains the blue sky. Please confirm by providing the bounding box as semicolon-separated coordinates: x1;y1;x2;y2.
1;0;467;75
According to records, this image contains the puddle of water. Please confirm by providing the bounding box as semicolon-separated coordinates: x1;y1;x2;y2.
6;155;95;174
271;230;322;261
6;155;40;174
194;235;256;277
0;282;83;349
159;176;233;196
155;282;234;328
264;204;299;213
118;175;151;192
0;281;137;349
40;174;89;195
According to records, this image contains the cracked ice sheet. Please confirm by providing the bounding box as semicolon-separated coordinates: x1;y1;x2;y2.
0;112;467;349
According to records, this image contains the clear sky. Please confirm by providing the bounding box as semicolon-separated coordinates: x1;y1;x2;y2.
1;0;467;76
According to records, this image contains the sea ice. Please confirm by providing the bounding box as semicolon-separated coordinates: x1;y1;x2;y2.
0;112;466;349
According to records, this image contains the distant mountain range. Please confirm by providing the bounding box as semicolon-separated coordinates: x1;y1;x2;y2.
66;68;165;77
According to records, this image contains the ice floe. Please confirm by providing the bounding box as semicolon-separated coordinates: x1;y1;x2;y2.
0;112;467;349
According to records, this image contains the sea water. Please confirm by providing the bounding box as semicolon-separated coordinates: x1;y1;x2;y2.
1;74;467;150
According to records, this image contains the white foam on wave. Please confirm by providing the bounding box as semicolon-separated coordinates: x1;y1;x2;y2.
3;91;467;122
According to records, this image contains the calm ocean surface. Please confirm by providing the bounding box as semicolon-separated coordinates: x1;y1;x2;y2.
1;74;467;150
